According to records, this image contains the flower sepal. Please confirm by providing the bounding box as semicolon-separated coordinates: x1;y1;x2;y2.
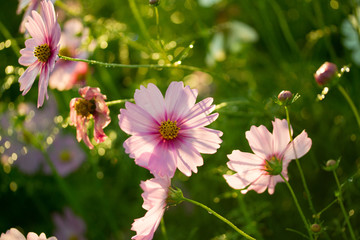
167;186;184;206
265;157;283;176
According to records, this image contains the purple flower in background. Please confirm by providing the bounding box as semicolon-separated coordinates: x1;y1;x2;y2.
0;228;57;240
44;134;86;177
18;0;61;107
53;207;86;240
49;19;89;91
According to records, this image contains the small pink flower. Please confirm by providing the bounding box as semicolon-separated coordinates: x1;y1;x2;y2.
18;0;61;108
223;118;312;195
118;81;223;178
53;207;87;240
131;177;170;240
70;86;111;149
0;228;57;240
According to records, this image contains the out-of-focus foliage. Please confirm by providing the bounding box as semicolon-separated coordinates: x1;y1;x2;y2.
0;0;360;239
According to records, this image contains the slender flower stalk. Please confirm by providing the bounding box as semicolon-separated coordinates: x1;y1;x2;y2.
280;174;313;240
284;106;316;214
337;84;360;130
181;197;256;240
106;99;134;106
332;170;357;240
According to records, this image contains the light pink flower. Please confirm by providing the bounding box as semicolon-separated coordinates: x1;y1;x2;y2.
0;228;57;240
223;118;312;195
69;86;111;149
131;177;170;240
49;19;89;91
118;81;223;178
53;207;87;240
18;0;61;108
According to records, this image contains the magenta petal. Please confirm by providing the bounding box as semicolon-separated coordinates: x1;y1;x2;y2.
283;130;312;162
148;142;177;178
134;83;166;122
246;124;273;159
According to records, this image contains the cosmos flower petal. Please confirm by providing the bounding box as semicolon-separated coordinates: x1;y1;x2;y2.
272;118;291;157
182;112;219;129
246;124;273;159
245;174;271;194
165;81;198;121
226;150;264;173
37;63;50;107
181;127;222;154
283;130;312;162
134;83;166;122
19;50;37;66
178;97;215;126
25;12;46;42
18;61;41;95
148;142;177;178
0;228;26;240
174;140;203;176
123;135;159;160
140;177;170;210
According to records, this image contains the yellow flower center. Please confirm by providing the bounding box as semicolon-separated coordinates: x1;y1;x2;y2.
60;150;71;163
34;43;51;63
75;99;96;118
159;120;180;140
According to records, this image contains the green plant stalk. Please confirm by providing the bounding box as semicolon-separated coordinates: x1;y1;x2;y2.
182;197;256;240
154;7;165;50
333;170;357;240
280;174;313;240
337;84;360;130
106;99;134;106
58;55;205;72
160;218;168;240
284;106;316;214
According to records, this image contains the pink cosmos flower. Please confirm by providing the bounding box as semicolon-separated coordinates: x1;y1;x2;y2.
0;228;57;240
131;177;170;240
223;118;312;195
18;0;61;108
49;19;89;91
53;207;87;240
70;86;111;149
118;81;223;178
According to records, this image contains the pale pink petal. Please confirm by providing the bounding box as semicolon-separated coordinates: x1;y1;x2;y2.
18;62;41;95
141;177;170;210
174;140;203;176
0;228;26;240
181;112;219;130
131;204;164;240
267;175;284;195
246;124;273;159
26;11;46;41
69;98;79;125
41;0;55;36
226;150;264;173
148;142;177;178
180;127;222;154
283;130;312;162
272;118;291;157
178;97;216;127
19;50;37;66
245;173;270;194
123;135;159;159
134;84;166;122
164;81;197;121
37;63;50;107
119;102;158;135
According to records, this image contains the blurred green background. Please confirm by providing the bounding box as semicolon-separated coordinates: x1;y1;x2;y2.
0;0;360;239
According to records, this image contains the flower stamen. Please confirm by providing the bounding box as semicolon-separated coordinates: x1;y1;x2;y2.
34;43;51;63
159;120;180;140
75;99;96;118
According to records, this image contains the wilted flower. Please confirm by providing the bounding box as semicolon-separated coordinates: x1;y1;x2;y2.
44;134;86;176
70;87;111;149
131;177;170;240
18;0;61;108
223;118;312;194
314;62;338;86
0;228;57;240
49;19;89;91
53;207;87;240
118;81;223;178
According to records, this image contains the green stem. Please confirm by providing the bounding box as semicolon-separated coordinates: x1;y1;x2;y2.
280;174;313;240
0;21;21;57
333;170;357;240
315;199;337;218
160;218;168;240
337;84;360;130
284;106;316;214
154;6;165;50
182;197;256;240
58;55;204;72
106;99;134;106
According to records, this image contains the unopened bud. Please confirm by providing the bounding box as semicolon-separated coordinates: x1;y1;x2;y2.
310;223;321;233
278;90;293;102
323;159;340;171
166;186;184;206
314;62;338;86
149;0;160;6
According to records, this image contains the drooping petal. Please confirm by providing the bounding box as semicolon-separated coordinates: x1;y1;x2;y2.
272;118;291;157
134;83;166;122
37;63;50;107
282;130;312;162
164;81;197;121
18;62;41;95
140;177;170;210
246;124;273;159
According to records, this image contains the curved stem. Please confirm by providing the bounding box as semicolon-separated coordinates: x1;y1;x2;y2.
182;197;256;240
58;55;204;72
337;84;360;130
106;99;134;106
280;174;313;240
333;170;357;240
284;106;316;214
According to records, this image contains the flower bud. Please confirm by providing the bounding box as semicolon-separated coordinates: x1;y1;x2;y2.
310;223;321;233
314;62;338;86
323;158;340;171
149;0;160;6
277;90;293;103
